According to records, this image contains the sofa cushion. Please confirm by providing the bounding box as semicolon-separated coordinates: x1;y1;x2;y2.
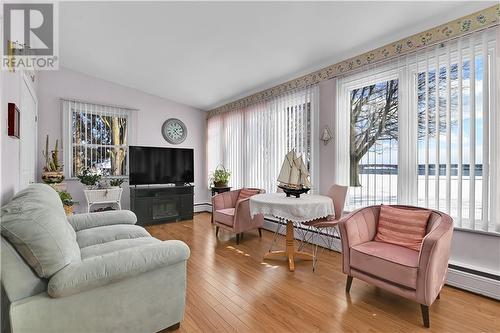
214;208;235;226
0;184;81;278
374;205;431;251
81;237;160;259
350;241;419;289
76;224;151;248
237;188;260;202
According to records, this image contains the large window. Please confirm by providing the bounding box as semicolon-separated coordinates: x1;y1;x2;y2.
337;30;498;233
62;100;134;178
207;86;319;194
349;78;399;209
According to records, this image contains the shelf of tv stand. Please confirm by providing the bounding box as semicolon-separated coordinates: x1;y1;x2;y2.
130;185;194;226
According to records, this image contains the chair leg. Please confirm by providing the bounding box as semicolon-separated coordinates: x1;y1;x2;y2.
312;243;319;272
258;228;262;238
215;226;219;237
236;233;240;245
420;304;430;328
345;276;353;293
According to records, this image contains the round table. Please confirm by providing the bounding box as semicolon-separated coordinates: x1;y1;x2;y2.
250;193;334;271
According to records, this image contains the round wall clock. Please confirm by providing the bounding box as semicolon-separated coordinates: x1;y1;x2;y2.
162;118;187;144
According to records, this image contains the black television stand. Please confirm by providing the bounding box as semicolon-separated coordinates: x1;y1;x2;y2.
130;185;194;226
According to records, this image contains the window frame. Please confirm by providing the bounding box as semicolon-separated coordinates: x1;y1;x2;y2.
336;63;412;210
62;100;135;179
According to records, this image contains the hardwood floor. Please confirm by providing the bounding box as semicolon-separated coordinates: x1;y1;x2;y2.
147;213;500;333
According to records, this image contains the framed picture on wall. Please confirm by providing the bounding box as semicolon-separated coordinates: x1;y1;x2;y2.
8;103;20;138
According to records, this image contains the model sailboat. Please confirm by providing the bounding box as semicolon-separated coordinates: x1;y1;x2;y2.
277;150;311;198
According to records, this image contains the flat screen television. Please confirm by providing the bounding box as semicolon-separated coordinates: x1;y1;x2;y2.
129;146;194;185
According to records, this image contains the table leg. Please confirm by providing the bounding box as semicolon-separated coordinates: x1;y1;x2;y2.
264;220;313;271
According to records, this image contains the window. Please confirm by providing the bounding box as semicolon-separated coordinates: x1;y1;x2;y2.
207;86;319;194
62;100;134;178
337;29;498;233
415;34;496;231
349;78;399;210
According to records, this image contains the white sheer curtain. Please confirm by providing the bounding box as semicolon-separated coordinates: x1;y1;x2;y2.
207;85;319;194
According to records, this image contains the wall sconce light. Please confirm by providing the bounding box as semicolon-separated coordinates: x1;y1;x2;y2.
321;126;333;145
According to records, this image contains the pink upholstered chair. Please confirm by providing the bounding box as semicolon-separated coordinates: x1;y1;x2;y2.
338;205;453;328
212;188;265;244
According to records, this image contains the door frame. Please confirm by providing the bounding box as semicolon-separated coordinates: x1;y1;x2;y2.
19;71;38;189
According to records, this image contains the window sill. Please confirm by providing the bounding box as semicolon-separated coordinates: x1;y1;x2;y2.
453;227;500;237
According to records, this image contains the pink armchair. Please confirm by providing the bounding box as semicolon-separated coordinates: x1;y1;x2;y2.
212;188;265;244
338;205;453;328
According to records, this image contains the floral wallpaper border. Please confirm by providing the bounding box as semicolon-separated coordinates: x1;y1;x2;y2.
208;5;499;117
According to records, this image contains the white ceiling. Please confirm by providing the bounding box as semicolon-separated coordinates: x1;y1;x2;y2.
60;1;495;110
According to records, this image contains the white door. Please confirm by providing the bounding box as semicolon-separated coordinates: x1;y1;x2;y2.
19;75;37;189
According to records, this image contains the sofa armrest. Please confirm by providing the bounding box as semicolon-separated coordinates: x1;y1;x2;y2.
47;240;190;297
212;190;240;211
68;210;137;231
416;215;453;305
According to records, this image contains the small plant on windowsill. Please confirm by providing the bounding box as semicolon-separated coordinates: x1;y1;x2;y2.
41;135;65;184
77;168;102;189
209;165;231;188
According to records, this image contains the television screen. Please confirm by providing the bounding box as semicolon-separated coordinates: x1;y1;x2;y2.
129;146;194;185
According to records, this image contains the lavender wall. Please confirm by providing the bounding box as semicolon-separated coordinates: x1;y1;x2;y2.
318;79;336;196
36;67;209;213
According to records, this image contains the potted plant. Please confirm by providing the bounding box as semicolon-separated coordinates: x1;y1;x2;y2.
58;190;78;216
77;168;102;189
41;135;65;184
210;165;231;187
109;178;125;188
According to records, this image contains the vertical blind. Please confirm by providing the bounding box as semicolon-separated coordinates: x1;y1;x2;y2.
62;100;134;177
207;86;319;194
415;29;496;232
337;28;498;233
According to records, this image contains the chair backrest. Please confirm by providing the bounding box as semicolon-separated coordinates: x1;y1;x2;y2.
327;184;348;219
1;184;81;279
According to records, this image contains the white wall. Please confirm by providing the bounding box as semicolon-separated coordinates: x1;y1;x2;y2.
36;67;209;213
1;71;37;205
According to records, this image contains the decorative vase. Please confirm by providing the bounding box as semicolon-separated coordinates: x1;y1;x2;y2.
41;171;65;184
63;205;74;216
213;181;227;187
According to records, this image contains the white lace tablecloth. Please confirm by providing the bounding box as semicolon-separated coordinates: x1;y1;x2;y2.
249;193;334;223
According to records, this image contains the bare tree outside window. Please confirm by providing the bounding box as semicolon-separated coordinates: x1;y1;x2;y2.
350;80;398;187
71;110;128;177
